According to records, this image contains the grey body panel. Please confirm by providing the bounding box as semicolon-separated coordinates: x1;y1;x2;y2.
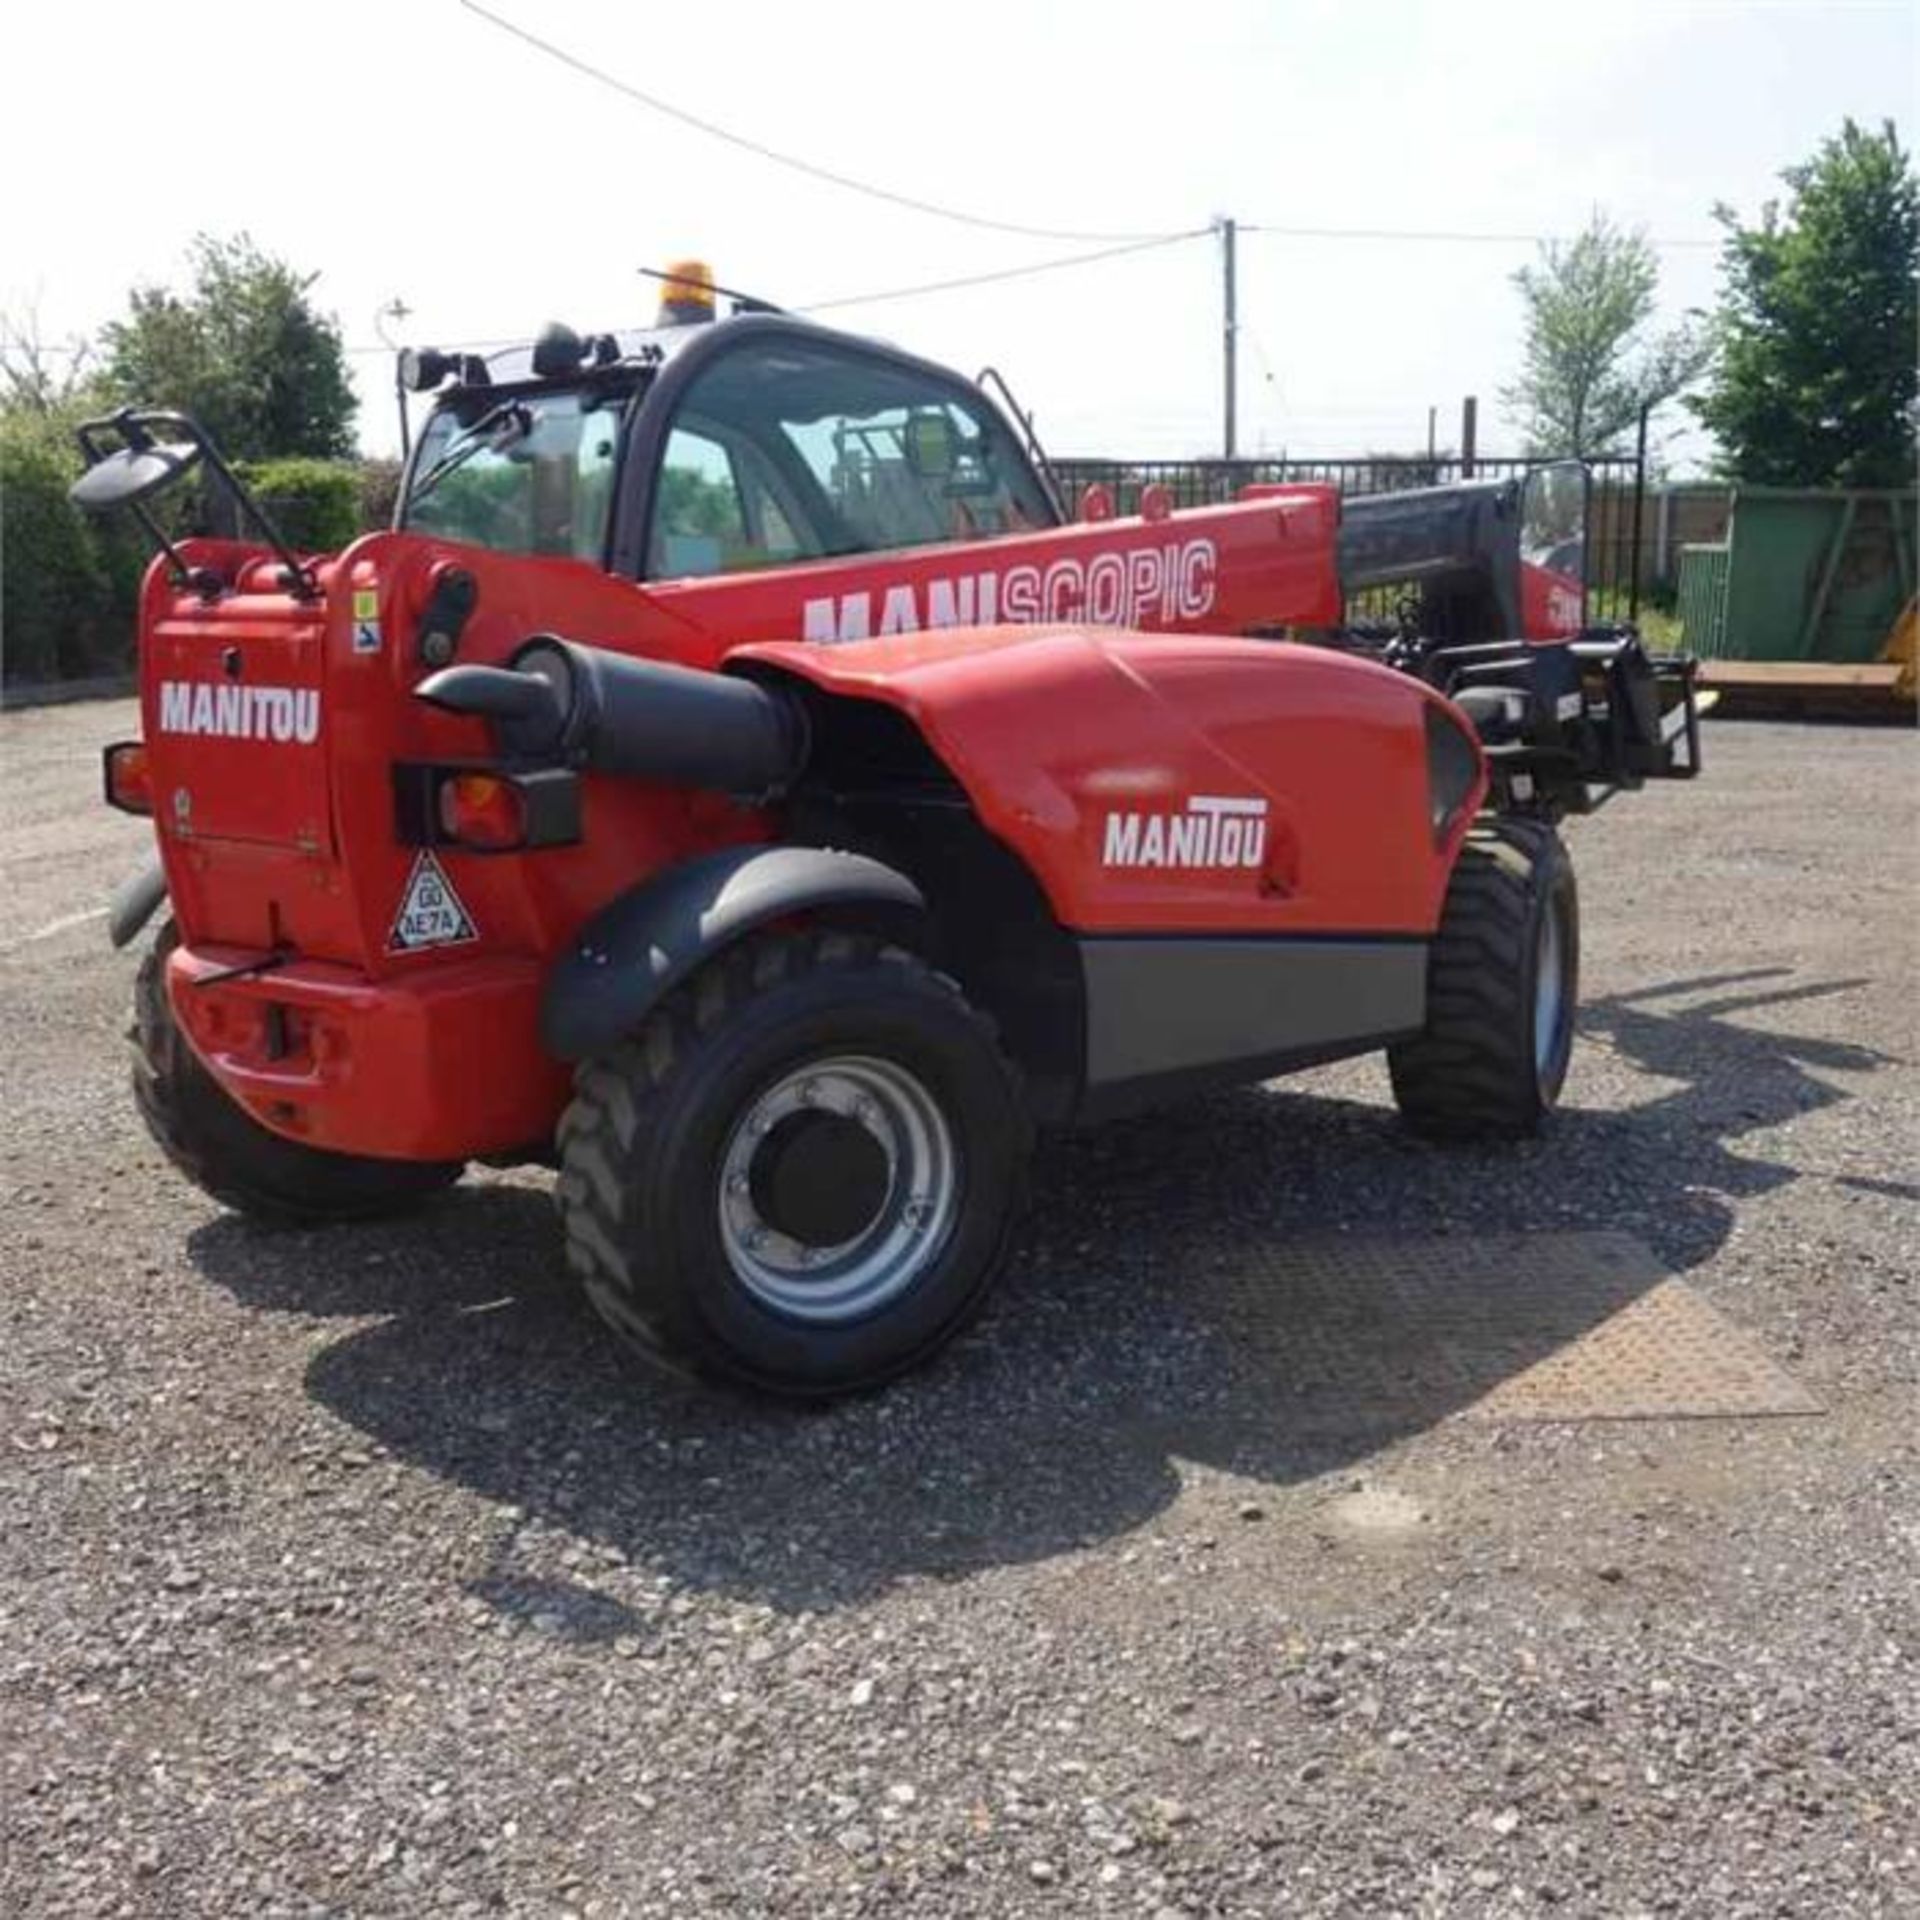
108;858;168;949
1077;935;1428;1119
540;845;925;1061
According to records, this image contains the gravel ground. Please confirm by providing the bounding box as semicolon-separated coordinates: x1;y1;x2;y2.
2;701;1915;1918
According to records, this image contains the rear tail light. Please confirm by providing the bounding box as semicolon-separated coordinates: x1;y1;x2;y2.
103;741;154;815
436;772;528;851
393;762;582;853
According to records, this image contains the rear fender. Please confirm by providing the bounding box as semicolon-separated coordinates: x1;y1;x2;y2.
539;845;925;1061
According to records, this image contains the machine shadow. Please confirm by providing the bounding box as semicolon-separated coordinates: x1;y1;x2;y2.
187;967;1890;1618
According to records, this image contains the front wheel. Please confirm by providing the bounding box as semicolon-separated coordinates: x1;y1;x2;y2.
1389;821;1579;1140
555;929;1029;1398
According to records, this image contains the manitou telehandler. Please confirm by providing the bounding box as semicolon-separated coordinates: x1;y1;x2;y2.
73;266;1700;1396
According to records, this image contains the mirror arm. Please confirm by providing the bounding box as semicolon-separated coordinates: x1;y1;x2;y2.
128;499;206;594
181;427;321;602
76;409;322;602
72;415;205;593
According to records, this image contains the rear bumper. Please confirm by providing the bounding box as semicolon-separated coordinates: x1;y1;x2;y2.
166;945;571;1161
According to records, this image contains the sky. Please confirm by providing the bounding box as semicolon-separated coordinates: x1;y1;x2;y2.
2;0;1912;470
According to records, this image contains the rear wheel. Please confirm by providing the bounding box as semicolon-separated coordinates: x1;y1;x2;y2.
1389;821;1579;1140
133;924;464;1222
555;929;1028;1398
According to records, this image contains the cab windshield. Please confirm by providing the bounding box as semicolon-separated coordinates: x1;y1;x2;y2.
401;383;634;561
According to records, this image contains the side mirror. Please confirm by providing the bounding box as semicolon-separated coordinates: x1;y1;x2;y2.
68;408;319;600
68;437;202;514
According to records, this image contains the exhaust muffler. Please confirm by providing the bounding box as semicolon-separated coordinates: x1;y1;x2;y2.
417;636;809;797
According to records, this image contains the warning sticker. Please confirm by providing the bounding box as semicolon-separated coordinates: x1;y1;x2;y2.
387;850;478;953
352;585;382;655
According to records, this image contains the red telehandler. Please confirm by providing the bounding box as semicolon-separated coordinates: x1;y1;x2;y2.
72;270;1701;1396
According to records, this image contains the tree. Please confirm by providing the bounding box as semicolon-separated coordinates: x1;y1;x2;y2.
1;310;141;683
1503;214;1708;458
1691;120;1918;488
0;308;102;420
100;233;357;459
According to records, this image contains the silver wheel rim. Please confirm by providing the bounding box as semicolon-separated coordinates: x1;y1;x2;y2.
1534;903;1568;1080
716;1054;959;1324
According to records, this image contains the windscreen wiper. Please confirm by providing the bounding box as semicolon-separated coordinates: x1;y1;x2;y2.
409;402;535;506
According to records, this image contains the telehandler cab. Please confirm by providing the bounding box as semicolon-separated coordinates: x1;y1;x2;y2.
74;266;1701;1396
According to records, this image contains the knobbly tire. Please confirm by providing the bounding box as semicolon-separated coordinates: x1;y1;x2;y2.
555;929;1029;1398
1389;821;1579;1140
133;923;464;1223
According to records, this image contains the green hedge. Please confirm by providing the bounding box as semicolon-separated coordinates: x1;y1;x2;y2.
232;458;360;554
4;449;397;688
1;417;141;684
357;456;403;533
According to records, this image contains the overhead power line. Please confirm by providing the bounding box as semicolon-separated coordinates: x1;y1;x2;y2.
456;0;1176;246
1242;221;1718;251
343;336;518;357
370;232;1206;351
3;232;1203;368
369;233;1210;353
798;230;1209;313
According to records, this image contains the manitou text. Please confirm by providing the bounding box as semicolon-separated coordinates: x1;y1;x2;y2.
156;681;321;745
1101;794;1270;871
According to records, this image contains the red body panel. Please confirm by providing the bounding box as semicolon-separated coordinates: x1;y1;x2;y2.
733;628;1470;935
645;487;1343;644
135;483;1472;1161
166;944;565;1159
1520;559;1584;640
143;533;762;975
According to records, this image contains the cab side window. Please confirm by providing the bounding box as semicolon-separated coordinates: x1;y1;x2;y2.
652;428;743;577
644;338;1053;579
649;424;815;578
781;399;1038;549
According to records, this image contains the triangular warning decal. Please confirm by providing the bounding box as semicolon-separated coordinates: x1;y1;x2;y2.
387;850;478;953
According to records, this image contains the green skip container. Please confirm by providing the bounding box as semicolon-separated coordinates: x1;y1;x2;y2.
1676;488;1916;662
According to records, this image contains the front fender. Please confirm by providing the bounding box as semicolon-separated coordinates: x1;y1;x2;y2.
540;845;925;1062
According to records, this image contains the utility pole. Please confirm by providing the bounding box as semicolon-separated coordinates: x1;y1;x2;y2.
1426;406;1437;465
1218;216;1238;461
1460;394;1478;479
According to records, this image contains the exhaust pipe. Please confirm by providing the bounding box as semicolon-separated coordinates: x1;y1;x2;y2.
417;636;809;796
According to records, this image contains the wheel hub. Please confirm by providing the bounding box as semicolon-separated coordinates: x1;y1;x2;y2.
746;1108;890;1248
717;1056;959;1324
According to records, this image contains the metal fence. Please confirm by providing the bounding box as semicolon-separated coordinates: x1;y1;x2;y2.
1048;454;1646;621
